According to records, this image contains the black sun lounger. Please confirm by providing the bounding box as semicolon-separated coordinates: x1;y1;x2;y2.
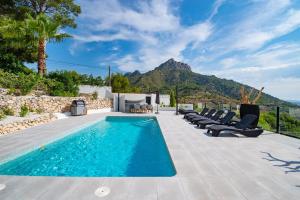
191;110;223;124
184;107;208;119
196;111;236;129
188;109;216;122
186;108;214;121
207;114;263;137
180;109;198;115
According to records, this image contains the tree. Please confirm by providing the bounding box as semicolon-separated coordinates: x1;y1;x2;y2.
26;14;71;76
0;14;71;76
170;90;176;107
78;74;104;86
47;70;80;96
0;16;38;70
110;73;141;93
10;0;81;28
0;0;80;75
111;74;130;93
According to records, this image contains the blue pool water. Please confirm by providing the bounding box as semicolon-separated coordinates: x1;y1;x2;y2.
0;116;176;177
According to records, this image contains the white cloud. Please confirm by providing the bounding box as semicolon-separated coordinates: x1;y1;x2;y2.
264;77;300;100
68;0;300;100
208;0;226;20
211;42;300;75
72;0;213;72
206;0;300;53
220;58;239;69
185;0;300;100
111;46;119;51
77;0;180;34
114;22;212;72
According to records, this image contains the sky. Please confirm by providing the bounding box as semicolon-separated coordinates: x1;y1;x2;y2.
41;0;300;100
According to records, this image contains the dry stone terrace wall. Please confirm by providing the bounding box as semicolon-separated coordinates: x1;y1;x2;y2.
0;95;112;115
0;113;57;135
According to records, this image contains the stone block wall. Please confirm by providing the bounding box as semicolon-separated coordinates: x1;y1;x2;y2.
0;95;112;115
0;113;57;135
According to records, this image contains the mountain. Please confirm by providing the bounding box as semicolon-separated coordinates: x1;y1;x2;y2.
288;100;300;106
125;59;296;107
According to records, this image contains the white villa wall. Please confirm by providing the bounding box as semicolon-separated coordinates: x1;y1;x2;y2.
79;85;113;99
160;95;170;106
112;93;170;112
179;104;193;110
113;93;147;112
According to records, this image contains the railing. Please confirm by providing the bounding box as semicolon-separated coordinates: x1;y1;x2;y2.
276;106;300;138
176;101;300;139
171;85;300;138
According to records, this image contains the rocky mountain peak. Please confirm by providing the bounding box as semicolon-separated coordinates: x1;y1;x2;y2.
155;58;192;71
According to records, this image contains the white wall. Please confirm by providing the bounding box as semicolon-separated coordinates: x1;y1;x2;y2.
112;93;170;112
179;104;193;110
79;85;113;99
113;93;147;112
160;95;170;106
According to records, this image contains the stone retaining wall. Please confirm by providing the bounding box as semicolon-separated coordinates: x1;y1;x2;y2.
0;113;57;135
0;95;112;115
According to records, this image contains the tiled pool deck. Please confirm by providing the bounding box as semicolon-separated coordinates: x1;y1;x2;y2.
0;111;299;200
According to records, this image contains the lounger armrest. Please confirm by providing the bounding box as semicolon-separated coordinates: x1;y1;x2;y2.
227;121;237;126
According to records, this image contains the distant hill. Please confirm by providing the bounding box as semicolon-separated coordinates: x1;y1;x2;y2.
125;59;296;107
288;100;300;106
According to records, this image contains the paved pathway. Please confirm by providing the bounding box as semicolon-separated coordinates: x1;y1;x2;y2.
0;112;299;199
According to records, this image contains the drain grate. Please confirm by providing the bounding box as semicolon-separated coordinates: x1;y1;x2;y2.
94;186;110;198
0;184;6;191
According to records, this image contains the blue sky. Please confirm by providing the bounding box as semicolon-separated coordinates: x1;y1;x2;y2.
40;0;300;100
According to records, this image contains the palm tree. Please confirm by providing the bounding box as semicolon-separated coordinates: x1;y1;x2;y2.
25;14;70;76
0;14;70;76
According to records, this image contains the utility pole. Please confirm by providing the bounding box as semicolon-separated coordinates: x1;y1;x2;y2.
176;85;179;115
108;65;111;86
276;106;280;133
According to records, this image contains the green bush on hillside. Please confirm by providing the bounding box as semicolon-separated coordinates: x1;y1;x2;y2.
259;111;276;131
19;105;29;117
170;90;176;107
0;70;38;95
1;106;14;116
0;53;34;75
47;71;80;97
79;74;104;86
92;91;98;100
0;110;6;120
259;110;300;138
111;73;141;93
0;68;141;97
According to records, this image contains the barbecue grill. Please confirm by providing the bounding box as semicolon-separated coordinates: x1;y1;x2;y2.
70;100;87;116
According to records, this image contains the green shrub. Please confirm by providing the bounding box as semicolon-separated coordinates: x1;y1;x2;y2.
0;70;37;95
16;73;38;95
169;90;176;107
193;103;198;110
0;110;6;120
47;71;80;96
258;112;273;131
79;74;104;86
0;69;111;97
35;108;44;114
19;105;29;117
2;106;14;116
92;91;98;100
7;88;16;95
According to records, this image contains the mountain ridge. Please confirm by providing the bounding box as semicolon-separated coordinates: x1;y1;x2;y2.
125;59;296;107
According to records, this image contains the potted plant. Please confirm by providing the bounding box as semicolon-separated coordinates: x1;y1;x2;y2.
239;86;264;128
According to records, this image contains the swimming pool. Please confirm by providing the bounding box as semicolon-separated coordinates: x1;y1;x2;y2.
0;116;176;177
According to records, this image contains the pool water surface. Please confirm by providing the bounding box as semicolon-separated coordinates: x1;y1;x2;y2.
0;116;176;177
